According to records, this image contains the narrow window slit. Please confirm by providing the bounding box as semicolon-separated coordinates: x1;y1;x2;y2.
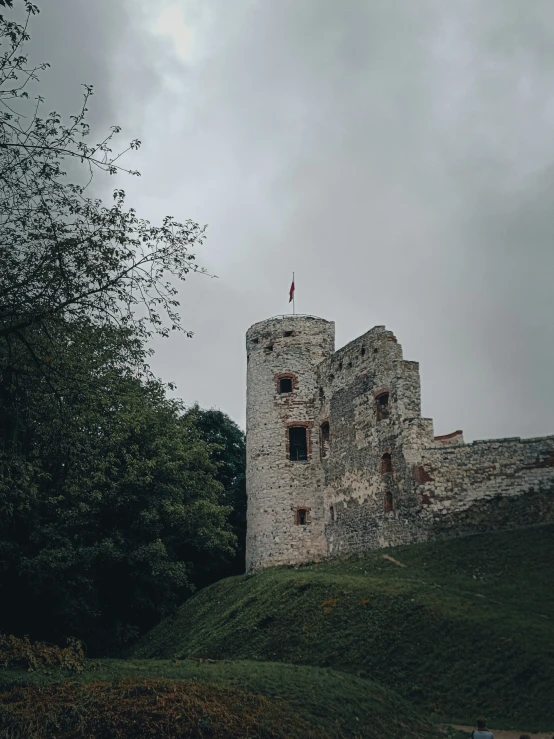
376;391;390;421
381;453;392;474
320;421;330;459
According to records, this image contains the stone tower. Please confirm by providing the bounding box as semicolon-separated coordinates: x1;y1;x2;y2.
245;315;554;571
245;315;335;571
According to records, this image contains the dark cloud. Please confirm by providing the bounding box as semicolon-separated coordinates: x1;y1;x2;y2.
23;0;554;439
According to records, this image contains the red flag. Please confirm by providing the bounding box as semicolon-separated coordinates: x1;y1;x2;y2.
289;279;295;303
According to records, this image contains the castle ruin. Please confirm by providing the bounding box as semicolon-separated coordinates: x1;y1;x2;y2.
245;315;554;571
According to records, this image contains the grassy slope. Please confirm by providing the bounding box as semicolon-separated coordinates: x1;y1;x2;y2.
0;660;452;739
132;524;554;731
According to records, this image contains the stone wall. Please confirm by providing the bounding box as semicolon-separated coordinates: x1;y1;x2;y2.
416;436;554;525
245;316;554;570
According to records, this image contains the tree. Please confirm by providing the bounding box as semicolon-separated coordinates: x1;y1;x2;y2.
0;1;208;386
0;325;236;655
0;1;238;654
185;406;246;579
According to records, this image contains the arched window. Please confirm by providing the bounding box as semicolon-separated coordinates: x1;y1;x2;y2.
376;391;390;421
381;453;392;474
384;491;394;513
320;421;330;459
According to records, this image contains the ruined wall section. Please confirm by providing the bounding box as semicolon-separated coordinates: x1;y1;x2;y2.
317;327;426;555
245;316;554;570
245;315;335;570
413;436;554;529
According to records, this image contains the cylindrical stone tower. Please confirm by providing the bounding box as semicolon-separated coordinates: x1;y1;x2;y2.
245;315;335;571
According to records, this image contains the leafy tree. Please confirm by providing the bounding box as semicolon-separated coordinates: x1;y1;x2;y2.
185;406;246;579
0;324;236;655
0;0;207;384
0;1;239;654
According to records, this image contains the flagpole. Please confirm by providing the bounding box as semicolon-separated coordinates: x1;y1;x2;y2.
292;272;295;315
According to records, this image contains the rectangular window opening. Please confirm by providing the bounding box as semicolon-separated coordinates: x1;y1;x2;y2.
376;392;390;421
289;426;308;461
279;377;293;393
320;422;330;459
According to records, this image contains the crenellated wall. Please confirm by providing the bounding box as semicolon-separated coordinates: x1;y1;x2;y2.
245;316;554;570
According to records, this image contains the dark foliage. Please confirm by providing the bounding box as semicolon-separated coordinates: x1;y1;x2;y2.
0;325;236;655
186;405;246;580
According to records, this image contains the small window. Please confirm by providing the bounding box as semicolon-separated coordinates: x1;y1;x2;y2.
252;337;259;344
295;507;310;525
289;426;308;461
338;361;343;371
319;387;324;401
320;422;330;459
376;392;390;421
384;491;394;513
284;330;293;337
381;453;392;474
330;505;335;522
265;344;274;352
360;347;366;357
347;361;352;369
279;377;293;394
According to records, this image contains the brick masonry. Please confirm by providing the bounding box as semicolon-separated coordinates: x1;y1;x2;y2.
245;316;554;571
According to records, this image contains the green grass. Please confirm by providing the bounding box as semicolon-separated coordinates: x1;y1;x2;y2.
132;524;554;732
0;659;454;738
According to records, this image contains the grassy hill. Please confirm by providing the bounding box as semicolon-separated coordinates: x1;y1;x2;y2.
0;658;453;739
132;524;554;732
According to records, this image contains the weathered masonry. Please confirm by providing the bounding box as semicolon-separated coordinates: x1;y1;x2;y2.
245;314;554;571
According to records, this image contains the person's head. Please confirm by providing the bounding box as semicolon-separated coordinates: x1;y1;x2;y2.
476;718;487;729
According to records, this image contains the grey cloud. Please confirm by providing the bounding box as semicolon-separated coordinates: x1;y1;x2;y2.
22;0;554;440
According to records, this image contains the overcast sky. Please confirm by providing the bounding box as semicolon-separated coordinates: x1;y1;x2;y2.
28;0;554;440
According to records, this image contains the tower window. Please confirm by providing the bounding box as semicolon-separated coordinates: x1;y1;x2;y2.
381;453;392;474
283;330;293;337
320;421;330;459
319;387;324;401
361;347;366;357
330;505;335;522
384;491;394;513
279;377;293;394
289;426;308;461
295;507;310;525
275;373;297;394
376;391;390;421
